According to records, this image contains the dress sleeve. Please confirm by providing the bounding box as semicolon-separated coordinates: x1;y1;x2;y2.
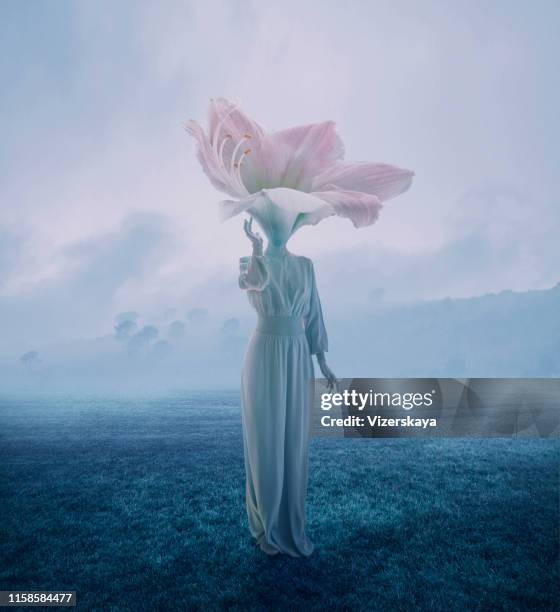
239;255;269;291
305;260;329;355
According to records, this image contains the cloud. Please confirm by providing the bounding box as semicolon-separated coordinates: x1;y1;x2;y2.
0;212;176;353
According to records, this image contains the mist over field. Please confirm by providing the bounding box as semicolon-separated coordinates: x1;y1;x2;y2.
4;283;558;393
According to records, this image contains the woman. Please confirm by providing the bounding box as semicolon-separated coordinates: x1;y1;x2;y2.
185;97;413;557
238;214;336;557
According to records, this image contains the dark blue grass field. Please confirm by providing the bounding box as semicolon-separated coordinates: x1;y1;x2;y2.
1;393;558;611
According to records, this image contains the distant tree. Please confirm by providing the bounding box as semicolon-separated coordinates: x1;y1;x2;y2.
116;311;139;324
168;320;186;340
186;308;208;322
127;325;159;354
20;350;40;366
153;340;172;356
114;320;137;341
221;318;239;336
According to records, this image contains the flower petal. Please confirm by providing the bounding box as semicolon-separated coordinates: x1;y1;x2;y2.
254;188;332;242
260;187;329;213
220;187;332;242
185;119;240;197
219;192;262;221
207;97;265;146
312;162;414;202
251;121;345;191
220;187;328;219
207;99;266;196
186;98;266;198
311;188;382;228
220;186;382;233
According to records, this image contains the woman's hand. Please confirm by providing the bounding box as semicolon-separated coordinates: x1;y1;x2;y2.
316;352;338;391
243;217;264;256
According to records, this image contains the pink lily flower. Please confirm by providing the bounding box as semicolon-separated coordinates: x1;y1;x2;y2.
186;98;414;235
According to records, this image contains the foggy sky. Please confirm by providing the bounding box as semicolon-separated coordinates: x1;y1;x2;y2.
1;0;558;355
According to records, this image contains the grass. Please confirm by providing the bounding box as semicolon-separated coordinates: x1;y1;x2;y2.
0;392;558;611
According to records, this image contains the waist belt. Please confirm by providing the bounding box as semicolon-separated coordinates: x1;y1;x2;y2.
256;316;304;336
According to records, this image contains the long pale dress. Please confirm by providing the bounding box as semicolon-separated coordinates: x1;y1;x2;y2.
238;252;328;557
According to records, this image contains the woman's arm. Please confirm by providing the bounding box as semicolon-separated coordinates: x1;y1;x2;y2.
305;260;337;391
316;351;337;392
243;217;263;256
239;217;269;291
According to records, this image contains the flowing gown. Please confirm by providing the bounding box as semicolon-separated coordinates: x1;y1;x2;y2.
238;252;328;557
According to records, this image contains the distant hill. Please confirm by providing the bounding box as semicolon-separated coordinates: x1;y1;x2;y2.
329;283;560;379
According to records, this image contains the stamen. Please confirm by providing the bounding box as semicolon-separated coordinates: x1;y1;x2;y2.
228;137;253;195
218;134;232;172
229;136;250;178
210;106;241;193
234;148;252;192
208;104;252;196
211;105;238;157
